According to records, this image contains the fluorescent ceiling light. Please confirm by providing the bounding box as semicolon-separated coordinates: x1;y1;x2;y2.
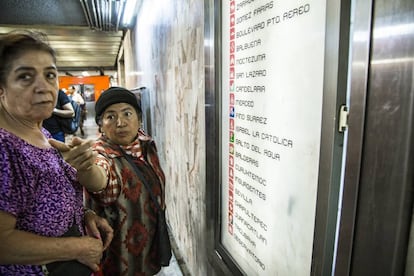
122;0;138;26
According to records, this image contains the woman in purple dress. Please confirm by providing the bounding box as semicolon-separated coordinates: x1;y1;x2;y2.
0;31;113;275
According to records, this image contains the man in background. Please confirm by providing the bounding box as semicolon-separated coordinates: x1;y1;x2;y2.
43;89;74;142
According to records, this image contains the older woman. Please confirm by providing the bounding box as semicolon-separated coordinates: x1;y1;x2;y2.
84;87;168;275
0;30;113;275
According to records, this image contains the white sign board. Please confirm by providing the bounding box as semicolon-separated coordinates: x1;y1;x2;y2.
221;0;327;275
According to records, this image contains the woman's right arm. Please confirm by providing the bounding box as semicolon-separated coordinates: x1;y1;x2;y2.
53;101;75;118
0;211;103;271
48;137;108;193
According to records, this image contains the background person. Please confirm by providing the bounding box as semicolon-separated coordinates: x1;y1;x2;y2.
43;88;74;141
67;85;87;136
67;85;84;106
0;30;113;275
84;87;168;275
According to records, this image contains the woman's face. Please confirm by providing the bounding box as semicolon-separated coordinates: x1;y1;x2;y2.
0;50;58;122
100;102;141;145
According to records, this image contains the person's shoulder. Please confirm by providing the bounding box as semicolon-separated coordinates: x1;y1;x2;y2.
93;137;121;157
0;128;26;155
58;90;69;99
137;129;160;153
58;89;68;97
138;129;152;142
0;128;17;142
41;127;53;138
58;90;71;105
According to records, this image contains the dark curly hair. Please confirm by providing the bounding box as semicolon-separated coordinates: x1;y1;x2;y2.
0;30;56;86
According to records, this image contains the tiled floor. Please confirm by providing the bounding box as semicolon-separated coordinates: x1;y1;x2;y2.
156;254;184;276
79;114;100;140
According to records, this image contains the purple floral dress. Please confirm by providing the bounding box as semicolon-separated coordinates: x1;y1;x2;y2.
0;128;84;275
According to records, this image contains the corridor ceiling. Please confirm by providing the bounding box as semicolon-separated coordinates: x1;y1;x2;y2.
0;0;140;72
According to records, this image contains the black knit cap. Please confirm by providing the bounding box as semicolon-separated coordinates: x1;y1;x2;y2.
95;86;142;124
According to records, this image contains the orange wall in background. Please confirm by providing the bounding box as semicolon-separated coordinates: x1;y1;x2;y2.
59;75;111;101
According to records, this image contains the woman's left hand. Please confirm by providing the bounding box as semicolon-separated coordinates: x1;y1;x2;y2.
49;136;97;171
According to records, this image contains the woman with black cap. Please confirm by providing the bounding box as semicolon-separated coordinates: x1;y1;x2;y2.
84;87;168;275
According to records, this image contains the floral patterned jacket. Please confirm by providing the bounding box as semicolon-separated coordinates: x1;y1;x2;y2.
87;129;166;276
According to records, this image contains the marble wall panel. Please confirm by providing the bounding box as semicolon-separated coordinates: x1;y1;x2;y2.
122;0;214;275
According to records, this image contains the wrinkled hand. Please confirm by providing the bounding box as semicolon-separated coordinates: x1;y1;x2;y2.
49;136;97;171
84;211;114;250
76;236;104;272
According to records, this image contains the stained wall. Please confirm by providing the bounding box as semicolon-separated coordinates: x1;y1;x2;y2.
120;1;214;275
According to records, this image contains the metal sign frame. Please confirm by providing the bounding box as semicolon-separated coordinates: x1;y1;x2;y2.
205;0;351;274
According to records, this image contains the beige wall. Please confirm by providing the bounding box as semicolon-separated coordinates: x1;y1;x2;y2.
121;1;214;275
